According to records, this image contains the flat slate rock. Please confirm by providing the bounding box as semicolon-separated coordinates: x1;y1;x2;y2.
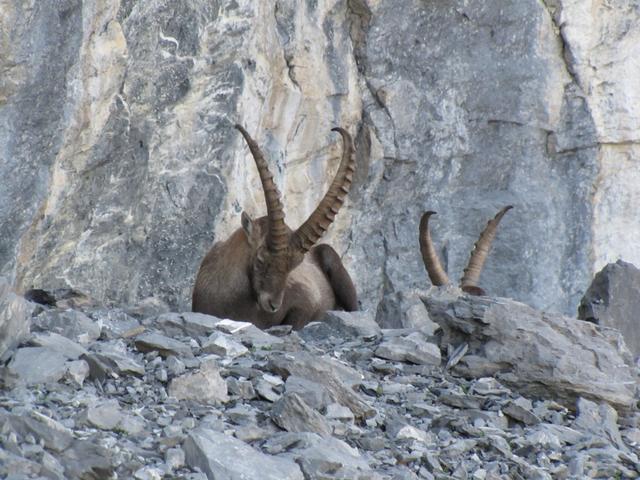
184;427;304;480
7;347;69;385
134;332;193;358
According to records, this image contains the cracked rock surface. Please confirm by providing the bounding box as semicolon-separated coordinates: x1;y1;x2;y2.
2;0;640;321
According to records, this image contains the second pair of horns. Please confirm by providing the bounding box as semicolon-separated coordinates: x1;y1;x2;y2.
419;206;513;294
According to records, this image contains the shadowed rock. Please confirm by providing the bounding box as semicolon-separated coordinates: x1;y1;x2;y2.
423;290;638;410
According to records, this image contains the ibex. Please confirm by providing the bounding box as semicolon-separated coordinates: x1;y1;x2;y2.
192;124;358;330
419;206;512;295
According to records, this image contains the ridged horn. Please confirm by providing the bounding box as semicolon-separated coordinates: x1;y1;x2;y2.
291;127;356;253
419;211;450;286
235;124;289;252
460;205;513;290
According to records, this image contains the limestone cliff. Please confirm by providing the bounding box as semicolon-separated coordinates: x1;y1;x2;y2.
1;0;639;321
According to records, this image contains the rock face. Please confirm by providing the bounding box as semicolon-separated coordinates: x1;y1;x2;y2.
578;260;640;358
424;289;639;410
1;0;640;322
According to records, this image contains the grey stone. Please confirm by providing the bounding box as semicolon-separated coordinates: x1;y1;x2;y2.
90;342;145;376
156;311;221;338
424;293;638;409
503;401;541;426
134;332;193;358
134;466;163;480
236;324;285;349
227;376;257;400
80;399;124;430
64;359;90;386
269;351;375;420
265;432;372;478
165;447;185;471
578;260;640;356
5;411;73;452
184;427;304;480
91;308;141;339
201;332;249;358
285;376;332;411
29;332;89;360
325;403;355;423
168;359;228;404
7;347;68;385
375;331;442;366
0;278;32;358
272;393;331;436
319;310;382;341
32;309;100;345
166;355;186;377
574;397;626;451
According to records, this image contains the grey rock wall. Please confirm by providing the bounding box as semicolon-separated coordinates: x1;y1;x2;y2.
1;0;639;320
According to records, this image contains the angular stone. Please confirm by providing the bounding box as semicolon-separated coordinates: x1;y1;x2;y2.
271;393;331;436
578;260;640;356
64;359;90;386
90;308;141;339
319;310;382;341
375;331;442;365
503;401;541;426
134;332;193;358
325;403;355;423
29;332;89;360
184;427;304;480
264;432;371;478
215;319;253;334
81;399;124;430
424;293;638;409
201;332;249;358
7;347;68;385
90;341;145;376
285;376;332;411
236;324;285;349
168;359;228;404
0;278;32;359
5;411;73;452
156;312;222;338
269;351;375;420
32;309;100;345
574;397;626;451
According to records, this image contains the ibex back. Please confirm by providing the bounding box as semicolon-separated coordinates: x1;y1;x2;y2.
192;125;358;330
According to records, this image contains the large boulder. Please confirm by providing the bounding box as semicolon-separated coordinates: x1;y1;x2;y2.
423;289;638;411
578;260;640;358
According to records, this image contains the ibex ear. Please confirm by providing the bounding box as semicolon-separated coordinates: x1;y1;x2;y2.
241;211;254;238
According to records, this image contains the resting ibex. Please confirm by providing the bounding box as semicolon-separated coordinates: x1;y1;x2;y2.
192;125;358;330
419;206;512;295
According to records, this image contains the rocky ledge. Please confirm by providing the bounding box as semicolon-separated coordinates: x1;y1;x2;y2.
0;283;639;480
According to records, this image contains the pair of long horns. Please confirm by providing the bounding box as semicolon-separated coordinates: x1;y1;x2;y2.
235;124;355;254
419;206;512;294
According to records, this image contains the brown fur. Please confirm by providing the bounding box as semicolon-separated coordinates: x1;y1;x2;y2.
192;217;356;330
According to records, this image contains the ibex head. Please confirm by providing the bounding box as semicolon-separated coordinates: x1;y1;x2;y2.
419;205;512;295
234;124;355;313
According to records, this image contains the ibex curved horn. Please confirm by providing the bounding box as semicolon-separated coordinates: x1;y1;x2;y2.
235;124;289;252
419;211;450;286
460;205;513;290
291;127;356;253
